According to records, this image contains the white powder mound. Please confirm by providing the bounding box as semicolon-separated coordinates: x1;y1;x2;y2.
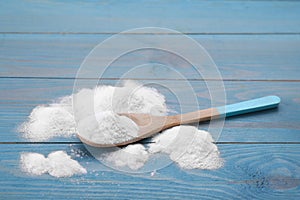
47;151;87;178
114;80;167;115
74;81;167;117
19;80;167;145
100;144;149;170
149;126;224;170
18;105;76;141
74;81;167;144
20;151;87;178
20;152;48;175
86;125;223;171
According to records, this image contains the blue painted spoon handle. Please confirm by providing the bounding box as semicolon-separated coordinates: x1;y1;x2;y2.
217;95;281;117
179;96;280;124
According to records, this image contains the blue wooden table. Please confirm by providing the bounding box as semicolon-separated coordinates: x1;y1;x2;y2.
0;0;300;199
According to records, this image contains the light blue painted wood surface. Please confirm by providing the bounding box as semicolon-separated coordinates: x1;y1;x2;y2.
1;0;300;33
1;34;300;80
0;0;299;199
0;79;299;143
0;144;299;199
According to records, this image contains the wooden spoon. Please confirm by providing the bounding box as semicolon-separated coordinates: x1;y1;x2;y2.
78;95;280;147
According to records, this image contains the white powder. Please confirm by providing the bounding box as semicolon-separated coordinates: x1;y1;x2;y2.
18;105;76;141
77;111;139;144
100;144;149;170
20;151;87;178
94;125;223;170
83;143;149;170
149;126;224;169
19;80;223;173
20;152;48;175
74;81;167;144
19;80;167;144
47;151;87;177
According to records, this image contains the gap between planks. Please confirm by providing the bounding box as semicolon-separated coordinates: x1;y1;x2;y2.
1;142;300;145
1;32;300;35
1;77;300;82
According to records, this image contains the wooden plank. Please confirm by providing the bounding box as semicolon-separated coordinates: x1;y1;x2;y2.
1;34;300;80
1;0;300;33
0;78;299;142
0;143;299;199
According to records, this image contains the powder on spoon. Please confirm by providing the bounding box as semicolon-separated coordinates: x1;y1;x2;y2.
74;81;167;144
77;111;139;145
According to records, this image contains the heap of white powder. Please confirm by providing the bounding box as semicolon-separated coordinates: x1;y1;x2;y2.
19;80;167;145
20;151;87;178
19;103;76;141
149;126;223;169
19;80;223;176
98;144;150;170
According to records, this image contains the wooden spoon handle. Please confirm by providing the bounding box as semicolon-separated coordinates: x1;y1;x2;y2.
178;96;281;124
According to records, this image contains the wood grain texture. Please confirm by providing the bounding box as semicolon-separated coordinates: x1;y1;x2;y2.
1;0;300;199
0;78;299;143
1;34;300;80
1;0;300;33
0;143;299;199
